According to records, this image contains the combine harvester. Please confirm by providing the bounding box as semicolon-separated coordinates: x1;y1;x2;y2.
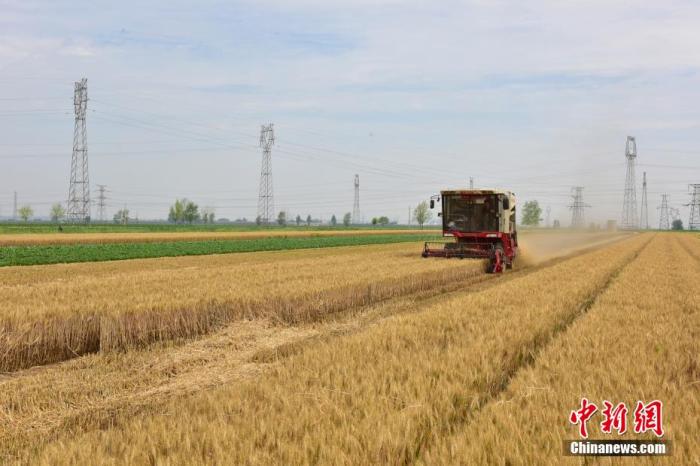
422;189;518;273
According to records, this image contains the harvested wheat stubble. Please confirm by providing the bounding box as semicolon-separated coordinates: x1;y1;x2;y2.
0;270;495;463
0;243;483;372
26;236;648;465
423;233;700;465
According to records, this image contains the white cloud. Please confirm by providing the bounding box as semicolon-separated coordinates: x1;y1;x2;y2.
0;0;699;222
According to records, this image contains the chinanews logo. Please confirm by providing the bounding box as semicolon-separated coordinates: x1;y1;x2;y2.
564;398;671;457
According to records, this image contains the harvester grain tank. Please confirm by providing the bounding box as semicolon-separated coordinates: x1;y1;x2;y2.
422;189;518;273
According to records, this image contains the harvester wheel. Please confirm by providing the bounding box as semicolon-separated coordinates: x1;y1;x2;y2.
487;245;506;274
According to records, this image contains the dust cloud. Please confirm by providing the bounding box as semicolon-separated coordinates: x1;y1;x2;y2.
517;231;630;266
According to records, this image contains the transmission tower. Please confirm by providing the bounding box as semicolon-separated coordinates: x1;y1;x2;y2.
620;136;638;230
352;174;360;224
658;194;670;230
96;184;107;222
545;206;551;228
13;191;17;220
688;184;700;230
640;171;649;229
257;123;275;224
67;78;90;223
569;186;589;229
469;177;474;189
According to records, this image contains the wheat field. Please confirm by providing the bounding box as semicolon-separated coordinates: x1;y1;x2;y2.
2;232;696;465
419;233;700;465
0;242;484;372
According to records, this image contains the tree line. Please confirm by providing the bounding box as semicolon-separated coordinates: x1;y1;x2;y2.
6;199;437;228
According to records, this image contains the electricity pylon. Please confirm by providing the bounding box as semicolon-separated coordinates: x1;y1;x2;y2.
352;174;360;224
67;78;90;223
658;194;670;230
569;186;589;229
621;136;638;230
640;171;649;229
257;124;274;224
688;184;700;230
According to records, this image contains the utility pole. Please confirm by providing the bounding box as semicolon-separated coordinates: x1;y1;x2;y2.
352;174;360;224
257;123;274;224
640;172;649;229
658;194;670;230
96;184;107;222
469;177;474;189
621;136;638;230
13;191;17;220
688;184;700;230
569;186;589;229
545;206;551;228
67;78;90;223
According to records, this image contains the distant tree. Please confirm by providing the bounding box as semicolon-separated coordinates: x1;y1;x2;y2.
168;199;186;223
331;214;337;226
521;200;542;227
295;214;302;226
343;212;351;227
371;217;378;225
50;203;65;223
183;201;200;224
113;208;129;225
201;207;215;224
18;205;33;222
277;211;287;226
413;201;432;229
553;219;561;229
672;219;684;230
255;215;262;226
373;216;389;226
306;214;312;226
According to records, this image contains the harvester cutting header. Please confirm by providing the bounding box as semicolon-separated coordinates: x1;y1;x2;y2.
422;189;518;273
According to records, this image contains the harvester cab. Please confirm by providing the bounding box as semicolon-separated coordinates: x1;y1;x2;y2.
422;189;518;273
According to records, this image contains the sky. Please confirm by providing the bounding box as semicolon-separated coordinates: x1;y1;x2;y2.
1;0;699;225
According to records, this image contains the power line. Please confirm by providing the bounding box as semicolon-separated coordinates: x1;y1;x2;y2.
257;123;274;224
67;78;90;223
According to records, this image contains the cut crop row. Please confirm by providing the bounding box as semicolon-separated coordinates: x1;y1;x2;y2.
0;243;480;372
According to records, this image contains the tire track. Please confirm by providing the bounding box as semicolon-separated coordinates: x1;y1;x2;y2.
675;234;700;265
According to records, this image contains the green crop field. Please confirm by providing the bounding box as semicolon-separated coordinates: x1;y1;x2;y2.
0;233;440;267
0;222;437;235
